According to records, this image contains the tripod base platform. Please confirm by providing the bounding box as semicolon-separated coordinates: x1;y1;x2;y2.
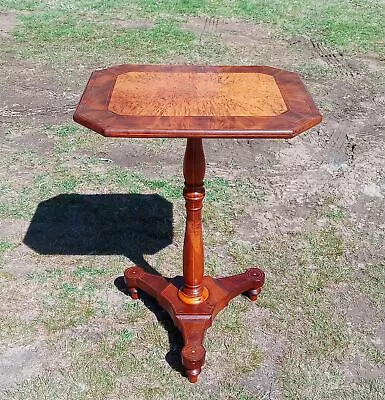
124;266;265;382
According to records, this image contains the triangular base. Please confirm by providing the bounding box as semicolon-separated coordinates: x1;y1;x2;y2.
124;266;265;382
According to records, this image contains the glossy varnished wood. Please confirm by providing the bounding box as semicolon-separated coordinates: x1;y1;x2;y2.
124;266;265;382
73;64;322;138
178;138;208;304
73;64;323;383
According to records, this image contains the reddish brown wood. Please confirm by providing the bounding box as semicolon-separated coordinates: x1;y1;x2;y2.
108;71;287;117
178;138;208;304
73;64;322;138
124;266;265;382
73;64;322;382
122;139;266;382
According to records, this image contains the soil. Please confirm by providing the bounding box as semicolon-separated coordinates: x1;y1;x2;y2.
0;12;384;398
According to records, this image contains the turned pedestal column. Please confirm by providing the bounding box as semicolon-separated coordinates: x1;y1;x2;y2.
178;138;209;304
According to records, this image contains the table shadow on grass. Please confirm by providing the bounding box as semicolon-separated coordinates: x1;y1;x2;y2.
23;193;173;275
23;193;185;373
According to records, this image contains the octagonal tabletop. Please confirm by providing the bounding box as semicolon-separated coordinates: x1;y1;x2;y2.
73;64;322;139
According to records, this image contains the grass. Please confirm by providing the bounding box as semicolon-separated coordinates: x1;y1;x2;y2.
1;0;385;399
4;117;384;397
3;0;384;56
0;240;14;254
3;119;383;399
1;125;385;399
230;229;385;400
234;0;384;53
10;12;228;66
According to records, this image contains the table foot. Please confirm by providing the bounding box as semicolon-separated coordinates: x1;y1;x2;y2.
123;266;265;382
127;287;139;300
245;287;262;301
182;344;206;383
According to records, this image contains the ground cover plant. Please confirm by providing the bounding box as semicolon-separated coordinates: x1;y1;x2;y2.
0;0;384;399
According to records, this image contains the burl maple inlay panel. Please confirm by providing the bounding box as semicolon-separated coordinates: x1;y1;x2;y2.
108;72;287;117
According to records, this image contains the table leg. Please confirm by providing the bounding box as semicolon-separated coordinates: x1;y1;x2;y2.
123;138;265;382
178;138;208;304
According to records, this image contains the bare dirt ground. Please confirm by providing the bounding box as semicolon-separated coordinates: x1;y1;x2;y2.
0;11;384;400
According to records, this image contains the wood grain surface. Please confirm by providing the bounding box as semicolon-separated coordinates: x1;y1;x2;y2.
73;64;322;138
108;72;287;117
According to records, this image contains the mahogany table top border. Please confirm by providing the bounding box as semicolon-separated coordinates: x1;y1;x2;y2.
74;64;322;139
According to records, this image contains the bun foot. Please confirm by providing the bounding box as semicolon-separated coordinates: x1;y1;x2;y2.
124;267;147;299
245;287;262;301
128;287;139;299
186;370;200;383
181;344;205;383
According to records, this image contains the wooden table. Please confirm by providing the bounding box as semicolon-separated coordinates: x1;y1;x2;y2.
73;65;322;382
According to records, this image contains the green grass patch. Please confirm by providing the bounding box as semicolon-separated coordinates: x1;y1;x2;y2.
134;0;384;55
0;240;14;254
1;0;137;13
27;263;118;333
0;0;40;11
123;301;147;323
5;0;385;58
73;265;110;278
234;0;385;53
112;19;196;58
133;0;229;16
12;12;226;65
0;315;38;345
13;13;97;42
38;280;100;332
358;263;385;308
55;125;79;137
